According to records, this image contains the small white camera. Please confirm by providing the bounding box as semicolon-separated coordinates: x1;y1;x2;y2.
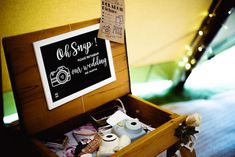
112;119;146;141
97;133;119;157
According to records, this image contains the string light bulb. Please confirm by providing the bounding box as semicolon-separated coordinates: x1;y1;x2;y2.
228;8;233;15
185;63;191;70
183;56;189;63
190;59;196;65
198;45;204;52
198;30;204;36
209;13;216;17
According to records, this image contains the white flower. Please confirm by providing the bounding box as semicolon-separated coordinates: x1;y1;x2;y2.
186;113;202;127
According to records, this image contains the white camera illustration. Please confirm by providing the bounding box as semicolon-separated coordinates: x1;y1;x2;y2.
50;66;71;87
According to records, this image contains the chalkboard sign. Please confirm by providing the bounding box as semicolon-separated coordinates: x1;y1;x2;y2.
33;24;116;110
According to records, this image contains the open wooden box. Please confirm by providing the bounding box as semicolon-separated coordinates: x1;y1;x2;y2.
3;19;187;157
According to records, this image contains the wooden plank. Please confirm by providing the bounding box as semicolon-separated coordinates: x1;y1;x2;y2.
70;18;100;31
123;95;178;127
126;95;178;117
39;25;70;40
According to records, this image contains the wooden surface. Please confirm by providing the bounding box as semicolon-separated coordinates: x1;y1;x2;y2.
3;18;130;135
124;95;178;125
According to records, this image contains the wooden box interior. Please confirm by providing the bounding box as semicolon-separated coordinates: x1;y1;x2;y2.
32;94;184;157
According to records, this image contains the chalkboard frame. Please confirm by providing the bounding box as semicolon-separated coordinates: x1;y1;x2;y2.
33;24;116;110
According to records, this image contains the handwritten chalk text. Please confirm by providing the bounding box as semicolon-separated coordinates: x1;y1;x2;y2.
56;41;93;60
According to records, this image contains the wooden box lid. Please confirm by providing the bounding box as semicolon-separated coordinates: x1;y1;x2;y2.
3;19;130;135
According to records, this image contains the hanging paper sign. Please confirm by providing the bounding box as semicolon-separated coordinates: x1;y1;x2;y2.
33;24;116;110
98;0;125;43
